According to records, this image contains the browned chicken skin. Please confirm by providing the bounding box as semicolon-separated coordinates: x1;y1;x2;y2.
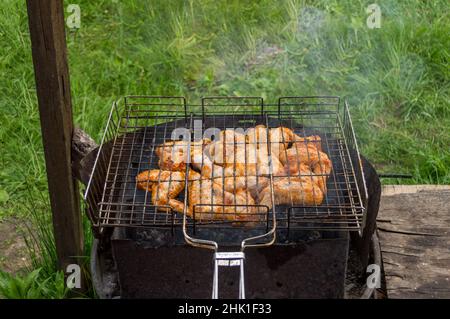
136;169;185;212
279;140;331;193
258;176;324;210
245;125;268;148
155;140;189;171
155;139;211;171
186;178;264;223
161;169;263;222
293;135;322;151
245;125;295;157
197;133;278;197
208;130;249;167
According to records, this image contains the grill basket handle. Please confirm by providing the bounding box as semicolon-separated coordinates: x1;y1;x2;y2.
212;252;246;299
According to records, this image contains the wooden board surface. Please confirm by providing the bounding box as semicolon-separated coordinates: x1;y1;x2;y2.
378;185;450;298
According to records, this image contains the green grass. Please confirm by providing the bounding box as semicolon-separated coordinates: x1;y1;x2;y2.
0;189;94;298
0;268;67;299
0;0;448;297
0;186;95;298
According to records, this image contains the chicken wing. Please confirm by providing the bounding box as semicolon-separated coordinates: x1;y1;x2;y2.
185;178;263;223
136;169;185;212
293;134;322;151
155;140;189;171
191;128;283;199
258;176;324;209
191;145;245;178
279;141;332;193
208;130;247;166
268;126;296;158
246;125;295;157
155;139;211;171
200;138;275;197
246;125;268;148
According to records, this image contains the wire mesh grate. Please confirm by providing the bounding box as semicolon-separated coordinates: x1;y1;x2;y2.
84;96;367;234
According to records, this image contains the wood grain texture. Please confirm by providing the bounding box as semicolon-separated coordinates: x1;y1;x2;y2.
378;187;450;298
72;127;98;185
26;0;84;270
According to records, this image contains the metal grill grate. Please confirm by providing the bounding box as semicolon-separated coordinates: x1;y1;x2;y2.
268;97;367;231
84;96;368;234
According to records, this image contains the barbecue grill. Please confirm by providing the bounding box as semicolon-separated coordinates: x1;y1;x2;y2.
84;96;382;299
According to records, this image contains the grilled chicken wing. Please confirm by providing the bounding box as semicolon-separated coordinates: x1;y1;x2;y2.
293;134;322;151
193;126;289;200
197;140;280;200
208;130;247;166
136;169;184;189
155;139;211;171
190;144;268;200
136;169;185;212
155;140;189;171
246;125;268;148
158;168;264;223
186;178;263;223
246;125;295;157
253;148;285;176
208;132;285;175
191;145;243;178
279;141;331;192
258;176;324;209
268;127;296;159
218;129;246;143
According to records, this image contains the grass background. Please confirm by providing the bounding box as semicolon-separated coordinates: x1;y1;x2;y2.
1;0;449;219
0;0;448;297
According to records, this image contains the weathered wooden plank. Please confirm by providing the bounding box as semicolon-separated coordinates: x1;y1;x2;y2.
382;185;450;196
378;186;450;298
26;0;84;271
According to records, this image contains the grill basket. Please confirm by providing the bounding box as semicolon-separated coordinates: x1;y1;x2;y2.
84;96;368;236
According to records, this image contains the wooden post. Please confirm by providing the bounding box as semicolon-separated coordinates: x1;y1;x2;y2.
26;0;84;273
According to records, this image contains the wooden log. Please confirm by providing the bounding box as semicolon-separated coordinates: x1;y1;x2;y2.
26;0;84;273
351;155;381;271
72;127;97;165
72;127;98;185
